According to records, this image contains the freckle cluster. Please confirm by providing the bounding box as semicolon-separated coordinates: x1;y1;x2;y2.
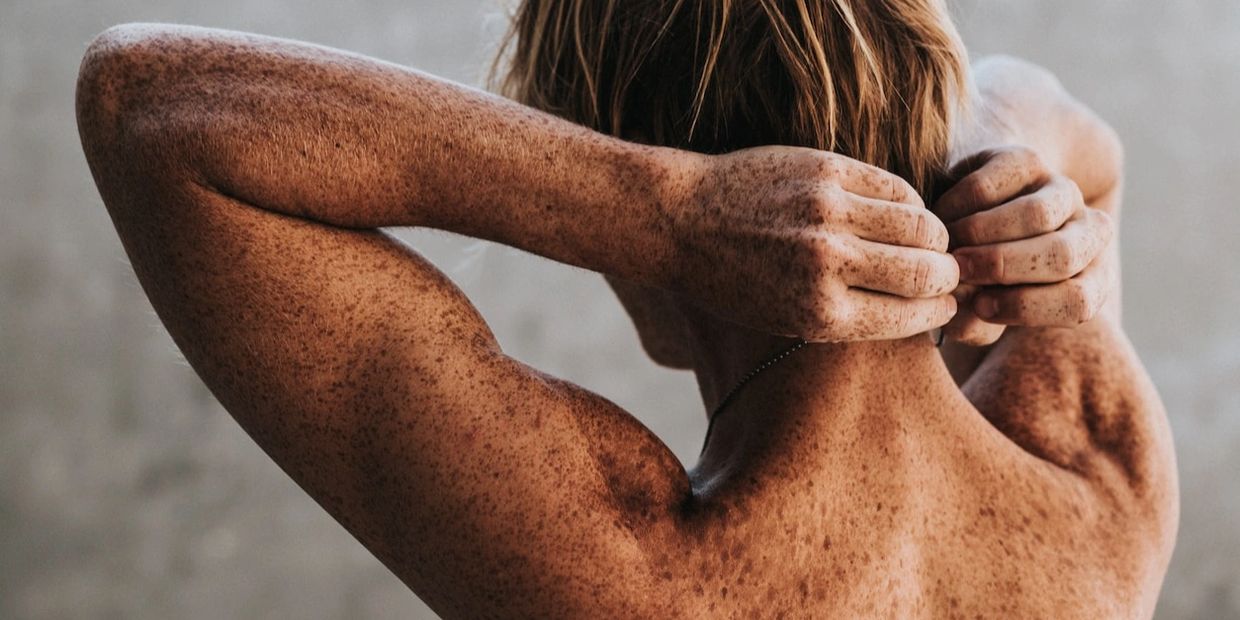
75;25;1174;620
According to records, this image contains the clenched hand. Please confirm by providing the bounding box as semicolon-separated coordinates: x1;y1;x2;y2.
667;146;959;342
934;146;1117;345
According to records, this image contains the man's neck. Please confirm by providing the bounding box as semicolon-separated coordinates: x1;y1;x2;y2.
684;316;964;492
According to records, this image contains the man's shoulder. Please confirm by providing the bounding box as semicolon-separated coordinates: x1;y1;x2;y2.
966;320;1177;534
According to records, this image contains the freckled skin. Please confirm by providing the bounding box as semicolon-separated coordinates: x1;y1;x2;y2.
76;25;1175;620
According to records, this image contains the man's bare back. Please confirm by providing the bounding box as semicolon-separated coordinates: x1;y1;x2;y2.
75;23;1176;619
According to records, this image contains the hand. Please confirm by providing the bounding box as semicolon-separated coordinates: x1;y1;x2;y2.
933;146;1116;345
665;146;959;342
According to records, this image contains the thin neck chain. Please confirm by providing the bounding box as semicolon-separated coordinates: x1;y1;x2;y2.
699;339;808;455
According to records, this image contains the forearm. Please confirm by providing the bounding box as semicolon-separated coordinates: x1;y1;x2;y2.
78;23;692;286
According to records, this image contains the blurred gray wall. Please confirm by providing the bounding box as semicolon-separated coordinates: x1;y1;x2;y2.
0;0;1235;618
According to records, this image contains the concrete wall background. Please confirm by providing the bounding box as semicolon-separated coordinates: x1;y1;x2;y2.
1;0;1235;617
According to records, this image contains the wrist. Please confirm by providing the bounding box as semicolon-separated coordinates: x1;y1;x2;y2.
606;143;709;290
481;134;707;290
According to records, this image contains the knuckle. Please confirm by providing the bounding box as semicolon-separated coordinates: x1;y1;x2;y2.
944;318;970;342
815;153;843;180
1027;196;1057;232
1068;238;1092;272
1063;176;1086;207
1093;209;1116;241
1046;237;1077;277
1082;282;1103;320
799;236;827;267
1014;145;1046;172
809;232;848;264
809;186;844;222
964;175;995;206
818;294;852;333
1064;281;1093;323
801;235;851;280
952;216;981;246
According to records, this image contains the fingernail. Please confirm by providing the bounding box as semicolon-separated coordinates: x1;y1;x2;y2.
954;253;972;280
975;296;997;319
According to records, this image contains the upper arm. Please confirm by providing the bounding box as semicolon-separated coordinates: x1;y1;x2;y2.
954;60;1172;514
962;320;1177;533
78;39;690;618
959;58;1156;491
960;319;1179;609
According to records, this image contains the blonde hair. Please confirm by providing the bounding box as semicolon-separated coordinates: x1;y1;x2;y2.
495;0;969;198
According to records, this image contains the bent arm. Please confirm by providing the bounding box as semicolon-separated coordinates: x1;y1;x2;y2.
80;23;692;286
940;56;1126;378
83;23;970;345
941;59;1176;577
77;23;695;617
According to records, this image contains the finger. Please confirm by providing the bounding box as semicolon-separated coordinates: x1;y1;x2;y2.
953;209;1113;285
971;255;1114;326
935;147;1048;223
833;291;958;340
842;197;949;251
944;314;1006;346
940;286;1005;346
948;175;1083;246
844;238;960;298
829;155;923;207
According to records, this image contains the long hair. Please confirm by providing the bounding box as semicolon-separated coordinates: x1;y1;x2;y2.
495;0;969;198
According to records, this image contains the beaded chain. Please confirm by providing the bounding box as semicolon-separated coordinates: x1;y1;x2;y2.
699;339;808;455
699;329;948;455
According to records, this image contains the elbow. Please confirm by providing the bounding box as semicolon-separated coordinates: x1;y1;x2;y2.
78;24;210;217
77;25;143;141
76;23;183;159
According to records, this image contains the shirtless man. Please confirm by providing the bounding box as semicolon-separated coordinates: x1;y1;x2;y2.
75;15;1177;619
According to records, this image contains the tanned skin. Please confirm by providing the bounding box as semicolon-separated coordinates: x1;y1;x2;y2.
76;24;1177;619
